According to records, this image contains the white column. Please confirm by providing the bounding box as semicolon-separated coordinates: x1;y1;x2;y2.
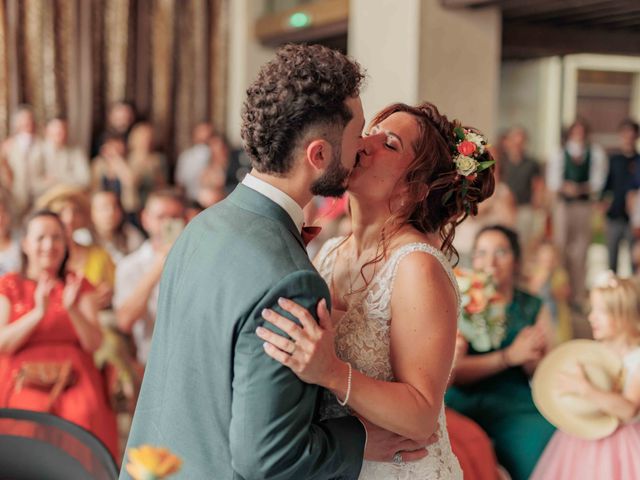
418;2;501;140
349;0;501;139
226;0;275;146
499;57;562;161
348;0;421;121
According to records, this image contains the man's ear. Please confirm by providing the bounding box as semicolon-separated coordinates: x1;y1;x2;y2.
305;139;332;171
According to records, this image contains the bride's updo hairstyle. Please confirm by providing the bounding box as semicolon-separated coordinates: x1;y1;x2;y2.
372;102;495;263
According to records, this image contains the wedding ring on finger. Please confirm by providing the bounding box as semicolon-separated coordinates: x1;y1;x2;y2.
392;452;403;465
288;341;296;355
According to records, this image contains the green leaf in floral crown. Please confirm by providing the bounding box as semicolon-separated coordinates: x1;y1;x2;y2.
460;179;468;198
454;127;466;142
477;160;495;172
442;190;454;205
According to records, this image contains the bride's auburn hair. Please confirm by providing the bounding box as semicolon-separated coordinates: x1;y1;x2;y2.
374;102;495;263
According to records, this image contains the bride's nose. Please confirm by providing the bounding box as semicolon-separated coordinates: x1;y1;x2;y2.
361;131;386;155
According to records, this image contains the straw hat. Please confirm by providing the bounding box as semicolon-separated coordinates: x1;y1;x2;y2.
33;184;91;220
532;339;623;440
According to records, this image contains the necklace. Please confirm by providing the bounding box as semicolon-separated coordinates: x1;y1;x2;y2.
344;248;357;296
341;241;382;297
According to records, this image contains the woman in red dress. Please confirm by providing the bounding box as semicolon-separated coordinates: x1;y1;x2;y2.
0;210;118;458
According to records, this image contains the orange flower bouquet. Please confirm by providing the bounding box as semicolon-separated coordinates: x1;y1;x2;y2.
455;268;506;352
126;445;182;480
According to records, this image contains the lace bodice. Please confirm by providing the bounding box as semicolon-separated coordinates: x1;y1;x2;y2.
315;237;462;480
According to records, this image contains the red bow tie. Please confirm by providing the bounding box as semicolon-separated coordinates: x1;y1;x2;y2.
301;225;322;247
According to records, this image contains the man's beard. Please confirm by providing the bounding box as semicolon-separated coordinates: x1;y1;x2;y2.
310;145;351;197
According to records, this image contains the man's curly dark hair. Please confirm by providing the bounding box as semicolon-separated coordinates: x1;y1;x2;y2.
241;43;365;175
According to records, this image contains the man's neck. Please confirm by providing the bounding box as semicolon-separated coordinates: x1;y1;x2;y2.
248;169;311;210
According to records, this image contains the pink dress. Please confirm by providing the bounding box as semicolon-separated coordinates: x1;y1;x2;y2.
531;347;640;480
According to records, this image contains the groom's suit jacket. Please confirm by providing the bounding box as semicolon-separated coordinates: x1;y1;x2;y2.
122;184;366;479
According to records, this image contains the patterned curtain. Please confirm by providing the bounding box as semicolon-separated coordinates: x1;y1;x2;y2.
0;0;228;164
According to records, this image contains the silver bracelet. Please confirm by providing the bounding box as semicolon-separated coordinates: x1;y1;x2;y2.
337;362;352;407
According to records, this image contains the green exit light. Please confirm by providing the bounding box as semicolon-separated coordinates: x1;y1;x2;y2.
289;12;311;28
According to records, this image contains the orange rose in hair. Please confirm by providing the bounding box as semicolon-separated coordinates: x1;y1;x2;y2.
457;141;477;156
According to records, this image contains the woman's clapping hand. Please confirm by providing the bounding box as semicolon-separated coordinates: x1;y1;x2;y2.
33;275;56;315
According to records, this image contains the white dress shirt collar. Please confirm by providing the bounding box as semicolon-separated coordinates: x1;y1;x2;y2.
242;174;305;232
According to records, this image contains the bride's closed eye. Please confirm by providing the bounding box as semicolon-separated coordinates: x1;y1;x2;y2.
367;127;399;151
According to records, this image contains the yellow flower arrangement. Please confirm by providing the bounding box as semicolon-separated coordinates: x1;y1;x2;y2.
125;445;182;480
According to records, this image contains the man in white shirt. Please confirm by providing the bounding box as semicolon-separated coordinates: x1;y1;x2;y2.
114;189;185;363
546;118;607;307
39;117;91;192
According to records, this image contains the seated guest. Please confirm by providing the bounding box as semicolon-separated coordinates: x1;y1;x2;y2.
175;122;213;202
446;225;555;480
0;210;117;457
526;241;573;344
39;117;91;192
91;136;139;217
196;163;227;208
114;190;185;364
127;122;168;210
92;101;136;158
91;190;144;264
36;185;115;310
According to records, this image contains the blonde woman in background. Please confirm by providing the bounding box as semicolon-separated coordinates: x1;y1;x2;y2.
36;185;115;310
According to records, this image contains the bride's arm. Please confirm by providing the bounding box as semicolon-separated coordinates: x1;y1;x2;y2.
257;252;457;443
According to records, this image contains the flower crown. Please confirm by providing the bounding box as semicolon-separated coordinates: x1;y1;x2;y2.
452;126;494;179
441;126;494;210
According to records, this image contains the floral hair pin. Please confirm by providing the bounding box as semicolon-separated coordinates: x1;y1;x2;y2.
452;126;494;179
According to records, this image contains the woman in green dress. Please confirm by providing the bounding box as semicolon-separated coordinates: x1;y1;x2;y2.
446;225;556;480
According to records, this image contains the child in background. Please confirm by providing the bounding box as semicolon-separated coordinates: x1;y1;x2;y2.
527;241;572;343
531;273;640;479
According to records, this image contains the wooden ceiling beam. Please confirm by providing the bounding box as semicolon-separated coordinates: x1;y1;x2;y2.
553;4;640;23
595;15;640;28
440;0;500;8
502;22;640;59
501;0;610;19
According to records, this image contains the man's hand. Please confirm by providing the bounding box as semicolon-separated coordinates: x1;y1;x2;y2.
360;417;437;463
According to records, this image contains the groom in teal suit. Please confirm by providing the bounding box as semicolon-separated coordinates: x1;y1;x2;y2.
121;44;403;479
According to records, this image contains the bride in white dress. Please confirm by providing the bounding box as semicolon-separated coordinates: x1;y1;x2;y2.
257;101;495;479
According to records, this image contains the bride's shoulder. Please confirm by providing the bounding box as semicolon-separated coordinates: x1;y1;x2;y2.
387;232;454;283
390;229;440;255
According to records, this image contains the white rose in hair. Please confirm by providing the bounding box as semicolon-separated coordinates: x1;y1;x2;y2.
465;132;486;153
455;155;478;176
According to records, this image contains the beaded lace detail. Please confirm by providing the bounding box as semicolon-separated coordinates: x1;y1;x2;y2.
315;237;462;479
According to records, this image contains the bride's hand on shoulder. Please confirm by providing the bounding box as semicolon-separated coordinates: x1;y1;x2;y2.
256;297;341;388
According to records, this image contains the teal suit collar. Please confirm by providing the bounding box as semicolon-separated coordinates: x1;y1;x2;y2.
227;184;306;250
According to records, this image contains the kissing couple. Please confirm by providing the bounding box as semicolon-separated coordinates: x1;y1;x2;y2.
123;43;494;479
